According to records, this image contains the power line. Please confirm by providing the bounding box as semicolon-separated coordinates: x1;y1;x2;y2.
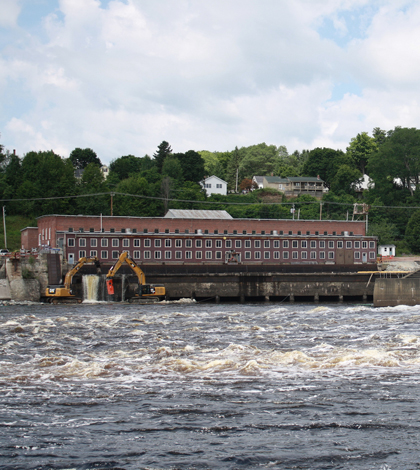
0;191;419;210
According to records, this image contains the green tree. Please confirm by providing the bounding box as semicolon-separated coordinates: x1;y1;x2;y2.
347;132;378;174
76;163;109;215
69;148;102;169
330;165;362;195
153;141;172;173
162;155;184;183
405;209;420;253
367;221;399;245
108;155;143;182
173;150;205;183
302;147;350;189
368;127;420;197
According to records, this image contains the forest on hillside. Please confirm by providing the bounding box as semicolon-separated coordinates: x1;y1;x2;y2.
2;126;420;253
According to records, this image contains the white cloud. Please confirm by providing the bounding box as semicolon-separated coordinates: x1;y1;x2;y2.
2;0;420;163
0;0;21;28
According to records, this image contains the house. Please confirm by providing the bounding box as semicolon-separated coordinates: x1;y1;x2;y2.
200;175;228;196
260;176;327;199
378;244;396;258
252;176;264;189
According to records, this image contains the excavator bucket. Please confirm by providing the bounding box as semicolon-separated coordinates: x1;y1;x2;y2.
106;279;114;295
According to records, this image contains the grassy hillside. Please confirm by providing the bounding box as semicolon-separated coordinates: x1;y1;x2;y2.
0;215;37;252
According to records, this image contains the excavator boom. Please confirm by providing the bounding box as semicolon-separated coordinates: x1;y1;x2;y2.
106;251;164;299
44;257;101;302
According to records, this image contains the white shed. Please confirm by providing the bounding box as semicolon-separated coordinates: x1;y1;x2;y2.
378;244;396;257
200;175;228;196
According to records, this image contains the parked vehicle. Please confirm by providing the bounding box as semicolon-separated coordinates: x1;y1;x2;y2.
0;249;9;256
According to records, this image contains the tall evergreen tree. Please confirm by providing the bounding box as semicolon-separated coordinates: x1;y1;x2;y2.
153;141;172;173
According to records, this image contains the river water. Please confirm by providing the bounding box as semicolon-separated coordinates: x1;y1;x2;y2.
1;300;420;469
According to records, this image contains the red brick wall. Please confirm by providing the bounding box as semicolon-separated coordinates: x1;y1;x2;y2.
20;227;39;250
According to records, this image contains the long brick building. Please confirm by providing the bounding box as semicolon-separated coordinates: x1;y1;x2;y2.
21;211;377;267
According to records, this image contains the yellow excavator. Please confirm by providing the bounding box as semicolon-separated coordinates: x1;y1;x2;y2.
43;256;101;303
106;251;165;300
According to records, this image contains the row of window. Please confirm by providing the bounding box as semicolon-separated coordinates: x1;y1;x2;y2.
68;238;376;250
76;250;377;261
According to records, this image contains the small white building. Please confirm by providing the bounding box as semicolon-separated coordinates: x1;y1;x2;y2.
378;244;396;258
200;175;227;196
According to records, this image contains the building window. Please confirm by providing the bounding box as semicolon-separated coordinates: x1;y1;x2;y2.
134;239;140;247
255;251;261;259
206;239;212;248
362;241;368;249
301;251;307;259
216;240;222;248
165;239;171;247
264;240;270;248
155;239;161;248
186;251;192;259
235;240;241;248
216;183;222;188
112;251;119;259
175;239;182;248
310;251;316;259
185;239;192;248
245;251;251;259
216;251;222;259
274;251;280;259
112;239;119;247
283;240;289;248
196;251;202;259
165;251;171;259
354;241;360;249
175;251;182;259
154;251;161;259
101;251;108;259
354;252;360;259
328;241;334;249
90;250;97;257
196;239;202;248
264;251;270;259
79;238;86;247
319;251;325;259
68;238;75;247
310;240;316;248
337;241;343;249
91;239;97;247
292;251;298;259
79;250;86;258
301;241;307;248
369;241;375;249
206;251;212;259
346;241;352;249
328;252;334;259
245;240;251;248
292;240;298;248
254;240;261;248
134;251;141;259
274;240;280;248
369;252;376;259
101;239;108;247
283;251;289;259
143;251;150;259
319;240;325;248
123;239;130;247
225;240;232;248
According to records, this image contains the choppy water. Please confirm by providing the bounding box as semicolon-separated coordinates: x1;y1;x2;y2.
1;300;420;469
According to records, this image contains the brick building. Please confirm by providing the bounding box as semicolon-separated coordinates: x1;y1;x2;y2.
21;212;376;266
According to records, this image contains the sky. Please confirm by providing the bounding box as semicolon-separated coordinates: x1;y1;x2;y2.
1;0;420;165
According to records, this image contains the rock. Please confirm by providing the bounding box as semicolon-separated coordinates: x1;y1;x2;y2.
9;279;40;302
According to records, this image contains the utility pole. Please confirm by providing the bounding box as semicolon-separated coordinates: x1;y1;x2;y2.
236;168;239;193
2;206;6;249
110;193;114;216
